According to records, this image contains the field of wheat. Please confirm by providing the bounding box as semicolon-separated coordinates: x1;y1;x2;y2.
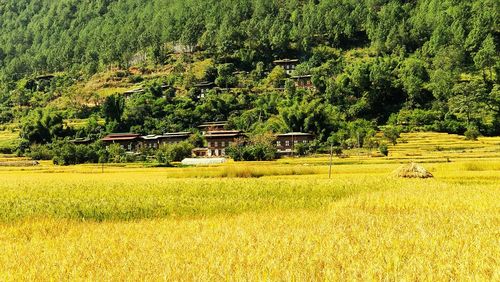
0;132;498;280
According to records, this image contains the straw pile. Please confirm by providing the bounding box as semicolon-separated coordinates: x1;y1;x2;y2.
393;162;433;178
0;161;39;167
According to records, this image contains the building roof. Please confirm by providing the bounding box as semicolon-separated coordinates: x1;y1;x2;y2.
276;132;314;137
198;121;228;129
101;133;141;141
205;130;241;134
194;81;215;88
200;121;228;125
141;135;159;140
124;88;145;95
205;130;245;138
106;133;140;137
156;132;192;139
35;74;55;80
273;59;299;64
71;138;91;144
291;75;313;79
161;132;191;137
141;132;191;140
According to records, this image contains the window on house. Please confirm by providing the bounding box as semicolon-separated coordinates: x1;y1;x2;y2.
285;141;290;147
277;141;281;146
221;141;225;147
214;141;218;147
303;140;308;144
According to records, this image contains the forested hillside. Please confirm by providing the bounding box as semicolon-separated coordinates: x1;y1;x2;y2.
0;0;498;156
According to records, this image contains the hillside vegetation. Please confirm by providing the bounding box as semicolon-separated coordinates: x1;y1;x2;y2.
0;0;498;156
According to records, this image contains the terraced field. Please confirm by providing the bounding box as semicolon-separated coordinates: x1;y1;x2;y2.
389;132;500;161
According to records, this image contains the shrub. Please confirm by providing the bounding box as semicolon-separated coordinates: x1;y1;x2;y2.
226;144;245;161
0;145;15;154
295;143;308;156
226;135;277;161
107;143;126;163
379;143;389;156
128;75;143;83
251;142;277;161
157;141;194;163
52;141;102;165
332;146;343;157
27;144;54;160
464;126;480;141
383;126;401;145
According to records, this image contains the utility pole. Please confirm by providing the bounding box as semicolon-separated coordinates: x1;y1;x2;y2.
329;141;334;179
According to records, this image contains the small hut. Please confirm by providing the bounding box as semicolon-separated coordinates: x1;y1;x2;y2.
393;162;433;178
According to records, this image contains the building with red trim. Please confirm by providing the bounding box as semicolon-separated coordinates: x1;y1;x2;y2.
101;133;142;151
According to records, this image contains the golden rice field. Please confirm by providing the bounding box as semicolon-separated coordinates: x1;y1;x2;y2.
0;132;499;280
0;129;19;152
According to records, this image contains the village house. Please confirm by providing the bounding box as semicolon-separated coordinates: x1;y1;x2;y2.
123;88;145;99
290;75;315;90
101;133;142;151
35;74;55;81
193;81;216;99
275;132;314;154
198;121;228;134
273;59;299;75
31;74;56;92
123;84;172;99
204;130;246;157
140;132;191;149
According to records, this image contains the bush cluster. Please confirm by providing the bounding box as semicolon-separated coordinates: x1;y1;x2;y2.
226;136;277;162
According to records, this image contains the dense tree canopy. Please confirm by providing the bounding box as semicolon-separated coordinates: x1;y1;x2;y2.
0;0;498;152
0;0;497;78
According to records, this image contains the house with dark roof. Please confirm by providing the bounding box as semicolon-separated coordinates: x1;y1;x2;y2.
273;59;299;75
275;132;314;154
123;88;145;99
193;82;216;98
140;132;192;149
123;84;172;99
101;133;142;151
204;130;246;157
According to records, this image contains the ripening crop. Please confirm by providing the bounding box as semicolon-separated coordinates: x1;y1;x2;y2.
0;133;498;280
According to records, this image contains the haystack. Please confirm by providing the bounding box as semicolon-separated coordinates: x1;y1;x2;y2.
393;162;433;178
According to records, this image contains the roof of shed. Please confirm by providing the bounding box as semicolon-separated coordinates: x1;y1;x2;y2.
276;132;313;137
101;133;141;141
273;59;299;64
